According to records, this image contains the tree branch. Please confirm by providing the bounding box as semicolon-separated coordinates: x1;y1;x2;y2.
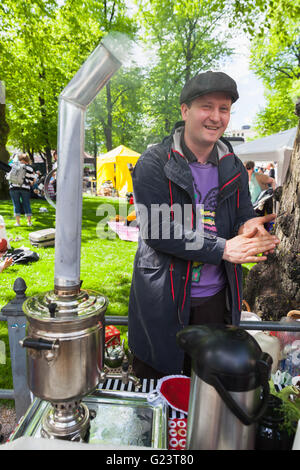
109;1;116;27
112;88;130;107
267;66;294;79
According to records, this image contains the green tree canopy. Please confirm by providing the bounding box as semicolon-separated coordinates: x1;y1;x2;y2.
135;0;234;142
231;0;300;136
0;0;137;167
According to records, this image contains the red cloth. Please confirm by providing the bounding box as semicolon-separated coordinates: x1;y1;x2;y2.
160;377;190;414
168;418;187;450
0;238;7;253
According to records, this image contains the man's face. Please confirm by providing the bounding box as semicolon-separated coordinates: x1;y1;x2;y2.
181;92;232;147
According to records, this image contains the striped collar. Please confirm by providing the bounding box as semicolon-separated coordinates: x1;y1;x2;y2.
180;130;219;165
172;124;219;165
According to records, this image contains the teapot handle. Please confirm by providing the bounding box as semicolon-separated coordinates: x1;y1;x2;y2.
210;352;271;426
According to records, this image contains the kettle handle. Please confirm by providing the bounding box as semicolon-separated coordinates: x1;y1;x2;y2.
210;353;271;426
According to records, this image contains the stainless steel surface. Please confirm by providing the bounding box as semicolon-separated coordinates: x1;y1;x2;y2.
9;388;168;449
240;320;300;332
23;289;107;320
41;401;90;441
0;80;5;104
21;290;108;402
101;371;141;390
54;33;132;291
186;372;260;450
54;100;84;292
104;316;300;332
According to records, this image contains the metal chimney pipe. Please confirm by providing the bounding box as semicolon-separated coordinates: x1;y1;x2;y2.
54;33;131;294
0;81;5;104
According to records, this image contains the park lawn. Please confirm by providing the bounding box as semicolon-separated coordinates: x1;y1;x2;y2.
0;195;137;400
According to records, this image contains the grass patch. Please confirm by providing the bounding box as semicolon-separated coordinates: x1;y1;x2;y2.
0;195;137;405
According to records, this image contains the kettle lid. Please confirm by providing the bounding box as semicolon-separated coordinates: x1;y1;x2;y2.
177;325;272;392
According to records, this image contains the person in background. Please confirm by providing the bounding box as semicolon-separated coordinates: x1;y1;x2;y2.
31;170;45;199
0;239;13;273
9;153;36;226
47;172;56;201
244;161;276;205
267;163;275;179
0;215;11;249
52;150;58;170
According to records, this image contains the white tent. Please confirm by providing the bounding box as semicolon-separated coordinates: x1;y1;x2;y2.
235;127;297;185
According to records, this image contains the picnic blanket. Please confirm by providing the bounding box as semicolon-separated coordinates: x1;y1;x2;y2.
108;221;139;242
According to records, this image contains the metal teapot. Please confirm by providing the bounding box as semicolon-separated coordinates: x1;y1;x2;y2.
104;338;125;369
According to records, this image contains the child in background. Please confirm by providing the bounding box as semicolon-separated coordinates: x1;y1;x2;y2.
0;238;13;273
0;215;11;249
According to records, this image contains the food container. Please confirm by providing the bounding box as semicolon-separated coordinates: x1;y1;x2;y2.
105;325;120;346
253;332;281;374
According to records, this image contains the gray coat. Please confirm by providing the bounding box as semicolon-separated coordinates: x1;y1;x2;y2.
128;123;256;374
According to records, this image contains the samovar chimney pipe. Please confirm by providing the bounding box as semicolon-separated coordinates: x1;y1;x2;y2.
54;34;131;295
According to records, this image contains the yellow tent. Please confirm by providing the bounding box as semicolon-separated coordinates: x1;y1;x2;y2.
96;145;140;197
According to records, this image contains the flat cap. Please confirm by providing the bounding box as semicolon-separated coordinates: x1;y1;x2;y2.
180;71;239;105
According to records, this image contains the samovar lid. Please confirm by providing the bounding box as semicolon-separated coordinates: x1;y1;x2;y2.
23;289;108;323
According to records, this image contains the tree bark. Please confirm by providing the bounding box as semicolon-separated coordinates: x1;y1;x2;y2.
104;82;113;151
0;95;10;199
243;118;300;320
92;128;97;175
38;69;53;171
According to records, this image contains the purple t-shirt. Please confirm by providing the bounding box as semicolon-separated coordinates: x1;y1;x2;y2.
189;162;226;297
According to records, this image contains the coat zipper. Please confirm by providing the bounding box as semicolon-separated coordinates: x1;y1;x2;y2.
169;262;175;303
234;263;241;311
180;208;193;313
168;151;193;322
178;206;193;323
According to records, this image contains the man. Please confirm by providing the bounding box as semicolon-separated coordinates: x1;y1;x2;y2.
128;71;279;379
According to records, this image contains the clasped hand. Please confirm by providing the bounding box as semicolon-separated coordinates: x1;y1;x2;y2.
223;214;280;264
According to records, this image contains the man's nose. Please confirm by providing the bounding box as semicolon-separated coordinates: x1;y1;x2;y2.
208;108;221;122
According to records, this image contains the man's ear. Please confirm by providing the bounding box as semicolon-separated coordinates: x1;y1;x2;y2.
180;103;189;121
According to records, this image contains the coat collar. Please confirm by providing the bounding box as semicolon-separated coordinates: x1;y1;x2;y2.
164;123;242;204
171;122;231;167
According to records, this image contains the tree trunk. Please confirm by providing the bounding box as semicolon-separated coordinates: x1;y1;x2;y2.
0;84;10;199
92;128;97;175
104;82;113;151
38;72;52;172
243;117;300;320
27;148;34;161
44;146;52;172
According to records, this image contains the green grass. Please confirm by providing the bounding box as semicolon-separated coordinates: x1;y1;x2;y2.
0;195;137;405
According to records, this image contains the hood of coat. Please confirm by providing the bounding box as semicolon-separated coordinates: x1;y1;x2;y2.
164;121;242;203
171;121;233;164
